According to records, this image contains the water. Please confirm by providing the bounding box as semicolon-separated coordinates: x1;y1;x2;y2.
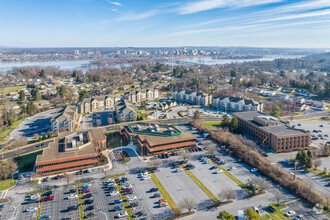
166;55;305;66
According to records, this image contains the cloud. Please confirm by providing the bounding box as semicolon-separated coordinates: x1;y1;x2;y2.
177;0;283;15
105;0;122;7
116;10;159;21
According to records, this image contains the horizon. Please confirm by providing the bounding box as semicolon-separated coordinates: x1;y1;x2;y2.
1;0;330;48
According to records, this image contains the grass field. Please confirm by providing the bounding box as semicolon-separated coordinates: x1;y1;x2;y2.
150;173;181;215
258;203;289;220
0;179;17;191
14;150;43;173
0;118;24;143
181;165;219;204
308;168;330;180
0;85;27;94
106;131;121;149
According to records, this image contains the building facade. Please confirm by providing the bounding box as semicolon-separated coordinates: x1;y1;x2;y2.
115;99;137;123
50;106;78;134
78;95;120;113
172;90;212;106
35;128;106;175
234;112;310;152
120;122;196;155
213;96;263;112
124;88;159;104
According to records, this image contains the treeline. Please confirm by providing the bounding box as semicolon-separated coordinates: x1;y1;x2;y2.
191;120;325;206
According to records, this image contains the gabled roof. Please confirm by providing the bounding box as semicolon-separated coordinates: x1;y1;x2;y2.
52;106;77;123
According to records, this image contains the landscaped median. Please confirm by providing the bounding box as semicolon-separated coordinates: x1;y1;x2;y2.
180;165;219;204
258;203;290;220
114;177;134;220
150;173;181;215
104;172;126;179
77;185;85;220
209;159;254;195
0;179;17;191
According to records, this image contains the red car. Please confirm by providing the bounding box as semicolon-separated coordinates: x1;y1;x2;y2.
40;195;54;202
124;188;133;192
82;189;91;193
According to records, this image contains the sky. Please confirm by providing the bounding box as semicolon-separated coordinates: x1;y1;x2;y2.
0;0;330;48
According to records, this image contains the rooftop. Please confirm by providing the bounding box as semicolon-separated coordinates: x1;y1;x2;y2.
36;127;106;164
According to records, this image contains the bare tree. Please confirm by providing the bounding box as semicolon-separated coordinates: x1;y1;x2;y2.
273;189;285;205
179;150;191;162
149;159;162;169
218;188;237;202
207;145;217;157
12;137;26;148
179;197;197;213
64;172;74;184
96;120;102;127
252;177;270;193
313;159;322;170
321;144;329;156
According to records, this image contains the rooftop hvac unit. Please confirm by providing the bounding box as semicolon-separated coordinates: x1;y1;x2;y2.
72;139;77;148
79;133;83;141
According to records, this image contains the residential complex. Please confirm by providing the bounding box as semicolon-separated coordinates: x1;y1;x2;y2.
172;90;212;106
234;112;310;152
78;95;120;113
120;122;197;155
35;128;107;175
124;88;159;103
115;99;137;122
50;106;78;134
212;96;263;112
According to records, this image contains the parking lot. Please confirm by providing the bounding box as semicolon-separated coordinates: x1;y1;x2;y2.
291;120;330;146
57;187;80;220
80;111;114;130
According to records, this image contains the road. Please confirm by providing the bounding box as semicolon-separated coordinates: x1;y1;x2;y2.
0;141;51;160
280;110;329;121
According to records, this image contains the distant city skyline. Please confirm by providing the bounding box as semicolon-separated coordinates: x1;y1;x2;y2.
1;0;330;48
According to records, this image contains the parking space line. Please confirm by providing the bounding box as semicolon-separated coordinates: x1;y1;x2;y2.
285;198;300;205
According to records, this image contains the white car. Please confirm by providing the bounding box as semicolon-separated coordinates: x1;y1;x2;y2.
285;211;296;217
215;169;223;174
126;195;137;201
251;168;258;172
26;207;38;212
176;168;183;172
117;211;128;218
228;167;236;171
106;178;115;183
110;191;119;196
122;184;132;189
68;194;78;199
143;175;151;180
293;215;304;220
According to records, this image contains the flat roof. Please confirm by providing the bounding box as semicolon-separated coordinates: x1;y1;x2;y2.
123;122;196;145
36;128;106;164
234;111;308;136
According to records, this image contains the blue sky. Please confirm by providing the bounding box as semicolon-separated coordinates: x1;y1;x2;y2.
0;0;330;48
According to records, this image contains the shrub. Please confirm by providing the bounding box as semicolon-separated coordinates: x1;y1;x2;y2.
217;211;235;220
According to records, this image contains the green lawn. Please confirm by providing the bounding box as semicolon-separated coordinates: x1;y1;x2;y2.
269;203;287;210
258;203;289;220
150;173;181;215
0;179;17;191
106;131;122;149
181;165;219;204
0;118;24;142
294;117;330;122
14;150;43;173
1;85;27;94
308;168;330;180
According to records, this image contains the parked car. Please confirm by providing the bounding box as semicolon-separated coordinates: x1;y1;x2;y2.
85;205;94;211
159;202;167;207
84;199;94;205
68;194;78;199
85;212;97;218
39;215;52;220
116;212;127;218
153;193;161;198
69;189;77;193
83;193;92;199
176;168;183;172
209;166;217;170
82;189;91;194
150;188;158;192
42;191;52;197
40;196;54;202
133;211;145;218
25;207;38;212
114;205;125;211
293;215;304;220
251;168;258;172
67;205;79;212
124;188;133;192
130;201;139;208
284;211;296;217
126;195;137;201
113;199;123;204
214;169;223;174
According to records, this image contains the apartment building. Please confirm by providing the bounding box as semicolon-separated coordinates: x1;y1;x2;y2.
172;90;212;106
115;99;137;123
78;95;120;113
234;112;310;152
213;96;263;112
124;88;159;104
50;106;78;133
35;128;106;175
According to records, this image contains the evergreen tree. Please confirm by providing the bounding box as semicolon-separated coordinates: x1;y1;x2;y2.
271;105;280;118
230;116;239;133
222;115;230;127
19;90;25;101
31;88;41;101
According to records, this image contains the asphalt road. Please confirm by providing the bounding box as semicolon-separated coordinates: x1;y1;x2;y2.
0;141;51;160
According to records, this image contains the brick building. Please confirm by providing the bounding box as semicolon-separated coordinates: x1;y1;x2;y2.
120;122;196;155
35;128;106;175
234;112;310;152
